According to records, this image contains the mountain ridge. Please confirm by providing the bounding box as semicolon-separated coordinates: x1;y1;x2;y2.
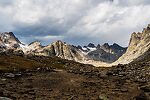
0;32;126;66
1;23;150;67
114;24;150;65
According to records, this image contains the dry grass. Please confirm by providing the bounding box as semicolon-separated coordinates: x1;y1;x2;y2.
0;55;87;72
0;55;43;72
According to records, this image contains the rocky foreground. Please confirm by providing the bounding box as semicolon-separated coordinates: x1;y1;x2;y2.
0;54;149;100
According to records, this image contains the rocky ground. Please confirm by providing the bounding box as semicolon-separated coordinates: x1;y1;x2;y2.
0;55;149;100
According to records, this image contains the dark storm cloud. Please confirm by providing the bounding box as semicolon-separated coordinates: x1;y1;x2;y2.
0;0;150;46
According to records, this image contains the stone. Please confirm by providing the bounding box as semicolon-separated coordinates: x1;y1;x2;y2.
0;97;12;100
4;73;15;78
140;85;150;92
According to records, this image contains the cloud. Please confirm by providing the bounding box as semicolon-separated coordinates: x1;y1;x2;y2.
0;0;150;46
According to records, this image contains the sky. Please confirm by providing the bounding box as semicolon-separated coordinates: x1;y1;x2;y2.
0;0;150;46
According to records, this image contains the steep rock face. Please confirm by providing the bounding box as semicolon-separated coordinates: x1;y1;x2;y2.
115;24;150;64
87;48;116;62
42;40;86;61
0;32;21;49
0;32;22;53
86;43;126;62
28;41;43;50
81;44;96;53
101;43;110;52
0;32;21;44
24;41;44;55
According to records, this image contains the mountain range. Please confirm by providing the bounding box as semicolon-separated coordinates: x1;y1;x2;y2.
1;24;150;67
0;24;150;100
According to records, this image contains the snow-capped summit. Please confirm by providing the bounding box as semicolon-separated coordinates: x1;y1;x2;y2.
80;43;97;53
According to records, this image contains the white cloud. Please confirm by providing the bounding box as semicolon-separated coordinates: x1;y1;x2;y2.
0;0;150;46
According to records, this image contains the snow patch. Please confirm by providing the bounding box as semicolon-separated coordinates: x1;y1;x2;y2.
19;44;30;53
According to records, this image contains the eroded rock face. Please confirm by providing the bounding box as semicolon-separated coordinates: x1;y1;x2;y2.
28;41;42;50
43;40;86;61
115;24;150;64
87;48;116;62
0;32;21;44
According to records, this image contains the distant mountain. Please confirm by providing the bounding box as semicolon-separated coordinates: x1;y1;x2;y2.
77;43;126;63
114;24;150;64
0;32;21;49
15;40;85;62
7;28;150;67
42;40;86;61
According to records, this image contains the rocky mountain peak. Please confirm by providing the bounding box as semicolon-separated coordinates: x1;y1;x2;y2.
96;44;101;49
28;41;42;51
147;24;150;29
0;32;22;49
0;32;21;44
76;45;82;50
111;43;123;50
29;41;41;46
129;32;141;46
112;43;119;46
87;43;96;48
102;43;110;48
53;40;65;44
114;24;150;64
42;40;86;61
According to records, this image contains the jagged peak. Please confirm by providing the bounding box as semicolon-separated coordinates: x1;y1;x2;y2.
0;32;14;35
52;40;66;44
129;24;150;44
133;31;141;35
140;24;150;35
147;24;150;29
131;32;137;36
96;44;101;48
115;23;150;64
131;32;142;39
87;43;96;48
110;43;125;50
0;32;21;44
102;43;110;48
29;41;41;46
112;43;120;47
76;45;82;49
128;24;150;46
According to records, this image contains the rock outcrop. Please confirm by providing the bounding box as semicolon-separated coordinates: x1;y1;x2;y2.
115;24;150;64
87;43;96;48
42;40;86;61
0;32;21;49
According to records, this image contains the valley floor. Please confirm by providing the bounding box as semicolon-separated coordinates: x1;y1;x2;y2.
0;55;149;100
0;70;139;100
0;69;149;100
